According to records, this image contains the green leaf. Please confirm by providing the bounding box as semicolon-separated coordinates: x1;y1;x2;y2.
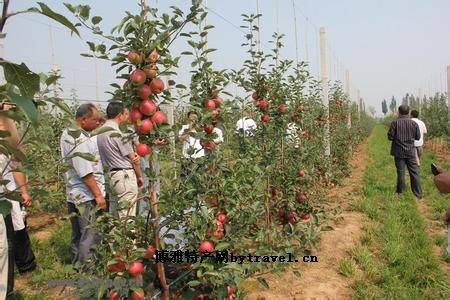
0;130;11;138
215;242;230;251
36;2;80;37
90;126;114;137
91;16;102;25
45;75;60;86
257;277;269;289
0;60;40;98
321;225;334;231
0;200;12;217
293;270;301;277
162;13;170;24
67;129;81;139
69;152;96;161
5;91;39;127
46;97;72;115
86;41;96;52
79;5;91;21
187;280;201;287
203;48;216;55
0;140;25;161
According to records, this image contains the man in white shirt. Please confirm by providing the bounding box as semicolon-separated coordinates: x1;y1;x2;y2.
211;121;224;145
286;122;300;148
236;110;257;136
410;110;427;166
179;111;204;178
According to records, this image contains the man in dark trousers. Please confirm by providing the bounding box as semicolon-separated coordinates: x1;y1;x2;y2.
388;105;423;199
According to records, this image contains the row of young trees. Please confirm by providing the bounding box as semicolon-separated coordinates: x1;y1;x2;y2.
1;1;375;299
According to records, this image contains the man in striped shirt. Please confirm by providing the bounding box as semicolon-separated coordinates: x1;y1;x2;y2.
387;105;423;198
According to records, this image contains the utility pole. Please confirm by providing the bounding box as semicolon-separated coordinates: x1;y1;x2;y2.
447;66;450;140
292;0;299;65
256;0;261;52
203;0;208;57
357;89;361;121
418;88;422;116
345;70;352;154
320;27;330;157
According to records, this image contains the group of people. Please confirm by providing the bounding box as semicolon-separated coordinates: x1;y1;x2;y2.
60;102;146;267
388;105;449;254
388;106;427;199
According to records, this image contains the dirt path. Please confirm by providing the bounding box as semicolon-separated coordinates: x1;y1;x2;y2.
244;140;370;299
14;210;70;299
26;210;62;241
417;202;450;275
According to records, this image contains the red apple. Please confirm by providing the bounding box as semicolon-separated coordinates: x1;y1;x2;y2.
150;78;164;93
286;212;297;224
131;288;145;300
107;290;119;300
151;111;167;124
300;212;310;220
251;91;259;100
213;230;223;239
204;124;215;134
196;294;205;299
297;104;305;112
199;240;214;253
136;143;151;157
144;245;156;259
130;69;146;85
257;99;269;110
203;141;216;151
148;49;159;62
127;51;142;65
129;109;142;124
210;110;219;120
128;261;144;277
271;186;280;197
261;114;271;122
143;64;158;79
106;257;126;273
296;194;307;202
136;85;152;99
215;96;224;103
136;119;153;134
227;286;234;296
298;169;305;177
139;99;157;116
277;104;287;113
216;213;228;224
206;197;218;206
203;99;217;110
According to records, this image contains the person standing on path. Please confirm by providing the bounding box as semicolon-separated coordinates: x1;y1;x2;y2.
410;110;427;166
60;103;107;267
387;105;423;199
97;102;143;219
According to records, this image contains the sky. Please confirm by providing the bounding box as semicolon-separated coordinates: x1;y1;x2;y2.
1;0;449;116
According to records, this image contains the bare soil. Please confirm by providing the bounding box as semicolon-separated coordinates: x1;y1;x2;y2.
243;140;370;299
425;139;450;164
417;202;450;275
